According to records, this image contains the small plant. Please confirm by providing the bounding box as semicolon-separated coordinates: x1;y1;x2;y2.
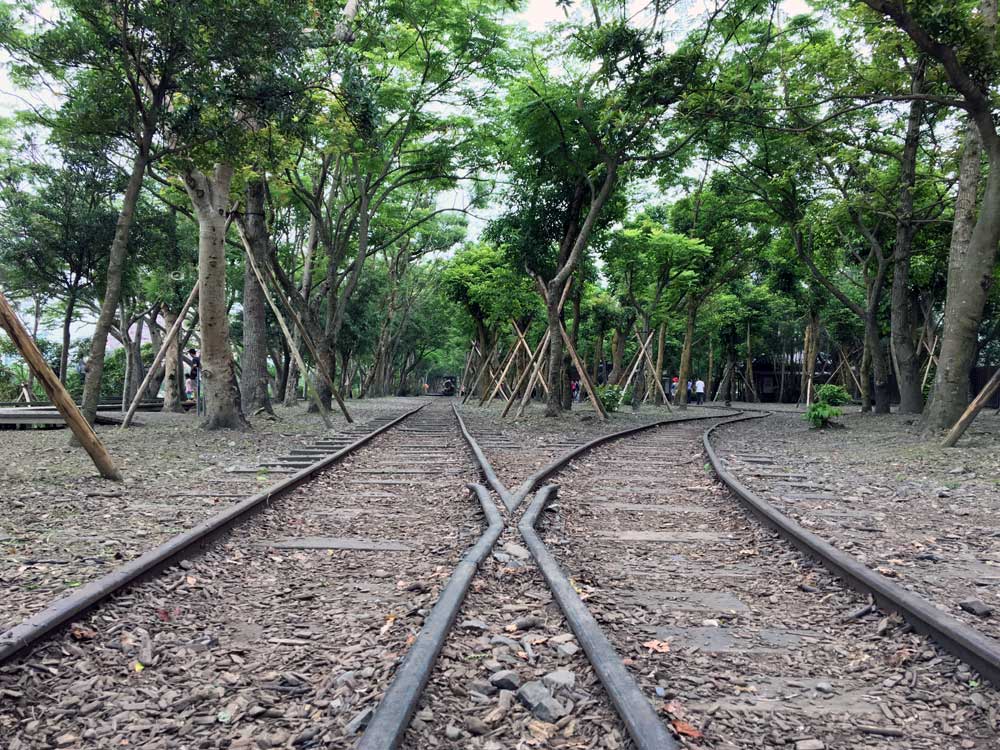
804;384;850;428
804;402;842;429
814;384;850;406
596;384;623;413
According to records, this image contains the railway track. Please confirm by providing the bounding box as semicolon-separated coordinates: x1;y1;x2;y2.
0;400;493;748
524;413;1000;749
2;401;999;749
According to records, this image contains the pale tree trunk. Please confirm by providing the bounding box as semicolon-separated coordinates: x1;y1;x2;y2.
892;62;926;414
81;136;153;425
239;179;274;416
798;312;819;406
608;328;625;385
184;164;248;430
161;308;185;412
924;126;1000;429
544;295;564;417
923;0;1000;431
860;337;872;411
676;298;696;409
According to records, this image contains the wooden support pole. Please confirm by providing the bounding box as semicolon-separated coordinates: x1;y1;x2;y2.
237;225;353;424
632;326;672;410
463;337;500;404
482;344;517;405
0;290;122;480
559;322;607;421
514;332;553;419
502;330;550;418
121;282;199;429
941;367;1000;448
619;332;653;401
235;230;334;429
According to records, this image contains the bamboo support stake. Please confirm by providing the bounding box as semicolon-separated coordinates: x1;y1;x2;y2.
502;330;550;418
236;231;334;429
238;225;353;424
632;326;672;410
514;333;553;419
463;337;500;404
236;232;354;424
559;322;607;420
941;367;1000;448
0;290;122;480
482;345;517;405
121;282;199;429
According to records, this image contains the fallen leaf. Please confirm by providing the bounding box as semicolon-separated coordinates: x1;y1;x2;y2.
642;639;671;654
663;700;685;718
379;615;396;635
133;661;145;673
70;623;97;641
185;575;197;586
156;609;171;623
671;720;703;739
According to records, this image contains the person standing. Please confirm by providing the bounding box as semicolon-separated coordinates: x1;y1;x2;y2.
695;377;706;405
186;348;200;399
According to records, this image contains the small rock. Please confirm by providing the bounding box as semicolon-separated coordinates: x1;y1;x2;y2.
55;735;79;748
532;696;567;723
798;583;819;593
416;708;433;722
445;725;462;740
490;635;522;651
949;466;966;475
344;707;373;735
490;670;522;690
510;615;543;631
469;679;497;696
542;670;575;691
795;741;824;750
503;542;531;560
959;599;993;618
701;619;720;627
548;633;575;644
815;682;834;694
460;619;489;631
516;680;551;709
556;643;579;657
466;717;489;736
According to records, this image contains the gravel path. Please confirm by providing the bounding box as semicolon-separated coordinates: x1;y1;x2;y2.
541;417;1000;749
0;400;481;749
0;398;420;627
713;411;1000;641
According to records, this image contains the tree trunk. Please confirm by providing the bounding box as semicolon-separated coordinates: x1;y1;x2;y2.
81;142;152;425
798;312;819;405
608;328;625;385
892;64;926;414
593;328;604;384
544;295;563;417
860;337;872;411
866;312;892;414
924;126;1000;430
59;290;77;384
653;320;666;405
184;164;248;430
676;299;696;409
161;308;185;412
239;179;274;416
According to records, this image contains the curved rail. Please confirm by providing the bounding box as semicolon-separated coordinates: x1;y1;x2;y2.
357;484;504;749
520;485;679;750
0;402;427;664
503;408;736;510
703;414;1000;686
452;403;513;508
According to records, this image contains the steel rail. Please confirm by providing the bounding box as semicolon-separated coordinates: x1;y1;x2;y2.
0;402;428;665
504;408;737;510
357;483;504;749
452;403;513;508
520;484;679;750
703;413;1000;686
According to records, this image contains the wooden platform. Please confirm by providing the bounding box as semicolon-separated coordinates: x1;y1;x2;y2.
0;408;129;427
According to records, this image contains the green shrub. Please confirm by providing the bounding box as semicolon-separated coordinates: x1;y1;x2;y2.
814;384;850;406
804;402;842;428
596;384;623;413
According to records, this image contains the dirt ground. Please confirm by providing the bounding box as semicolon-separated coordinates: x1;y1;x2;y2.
713;406;1000;639
0;398;421;628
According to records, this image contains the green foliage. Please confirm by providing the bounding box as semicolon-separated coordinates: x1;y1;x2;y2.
596;384;623;414
803;402;842;429
804;384;850;428
815;384;850;406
